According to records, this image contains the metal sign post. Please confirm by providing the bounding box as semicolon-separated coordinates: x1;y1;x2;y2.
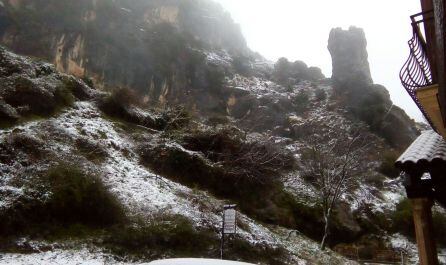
220;204;237;259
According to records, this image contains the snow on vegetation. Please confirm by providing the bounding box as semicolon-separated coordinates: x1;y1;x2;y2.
205;51;233;68
0;100;354;264
0;46;420;264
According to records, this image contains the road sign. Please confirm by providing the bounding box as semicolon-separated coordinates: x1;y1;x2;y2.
223;208;237;234
221;204;237;259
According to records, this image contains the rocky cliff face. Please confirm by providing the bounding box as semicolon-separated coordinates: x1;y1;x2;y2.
0;0;250;115
328;26;419;149
328;26;372;84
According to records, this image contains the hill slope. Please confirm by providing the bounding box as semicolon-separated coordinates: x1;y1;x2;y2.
0;0;443;264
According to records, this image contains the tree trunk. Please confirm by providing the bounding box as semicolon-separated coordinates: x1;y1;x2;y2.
320;209;331;250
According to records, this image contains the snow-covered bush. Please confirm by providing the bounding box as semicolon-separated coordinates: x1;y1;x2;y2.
98;87;165;129
75;137;108;163
180;127;295;189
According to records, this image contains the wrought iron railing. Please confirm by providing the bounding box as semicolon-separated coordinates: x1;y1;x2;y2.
400;10;435;127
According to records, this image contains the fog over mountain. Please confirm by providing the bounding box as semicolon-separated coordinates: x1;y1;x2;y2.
214;0;424;123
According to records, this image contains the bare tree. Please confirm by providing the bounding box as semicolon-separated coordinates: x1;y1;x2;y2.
301;129;372;250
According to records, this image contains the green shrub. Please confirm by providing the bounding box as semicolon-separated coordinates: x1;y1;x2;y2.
54;85;75;110
43;164;125;226
0;163;126;237
273;57;292;85
307;67;325;81
390;199;414;240
75;137;108;163
292;91;310;113
81;77;95;89
274;193;324;239
433;211;446;247
275;193;358;246
61;76;92;100
378;151;401;178
5;76;74;117
225;238;286;265
105;215;217;259
315;88;327;101
8;133;44;159
99;87;140;116
207;114;230;126
363;174;386;189
356;205;391;234
232;55;252;76
388;199;446;246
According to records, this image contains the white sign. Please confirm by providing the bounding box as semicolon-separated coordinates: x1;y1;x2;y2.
223;208;236;234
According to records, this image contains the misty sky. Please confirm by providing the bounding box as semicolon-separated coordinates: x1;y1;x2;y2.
214;0;424;122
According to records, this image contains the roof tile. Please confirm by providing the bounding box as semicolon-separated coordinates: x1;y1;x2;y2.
396;130;446;168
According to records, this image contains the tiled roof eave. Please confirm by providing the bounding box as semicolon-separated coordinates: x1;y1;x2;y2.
396;130;446;171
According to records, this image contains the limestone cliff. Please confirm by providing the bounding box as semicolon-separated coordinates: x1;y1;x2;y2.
0;0;250;113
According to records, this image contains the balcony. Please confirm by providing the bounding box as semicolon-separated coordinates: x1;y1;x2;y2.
400;10;446;137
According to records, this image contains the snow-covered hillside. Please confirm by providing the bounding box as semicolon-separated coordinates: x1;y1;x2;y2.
0;91;355;265
0;1;441;263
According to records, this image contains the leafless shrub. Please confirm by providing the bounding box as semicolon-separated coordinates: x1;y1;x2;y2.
300;127;374;249
161;105;192;131
182;127;295;187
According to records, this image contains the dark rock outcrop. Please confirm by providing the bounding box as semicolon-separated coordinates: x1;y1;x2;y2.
0;46;93;127
328;26;372;84
328;26;419;149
